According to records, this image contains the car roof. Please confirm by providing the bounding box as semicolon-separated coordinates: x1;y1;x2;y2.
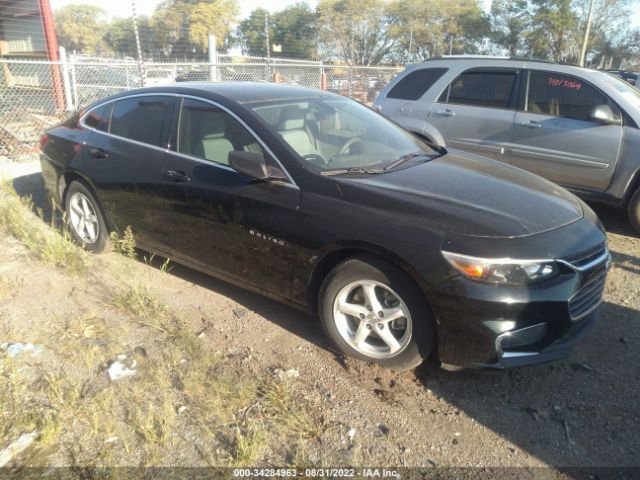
139;82;340;104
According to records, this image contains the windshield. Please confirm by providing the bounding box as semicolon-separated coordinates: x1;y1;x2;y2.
594;71;640;103
247;97;438;172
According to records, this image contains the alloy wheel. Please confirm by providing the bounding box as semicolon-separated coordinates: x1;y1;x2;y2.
332;280;412;359
68;192;99;244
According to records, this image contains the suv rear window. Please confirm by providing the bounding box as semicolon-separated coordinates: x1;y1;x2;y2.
440;70;517;109
386;68;448;100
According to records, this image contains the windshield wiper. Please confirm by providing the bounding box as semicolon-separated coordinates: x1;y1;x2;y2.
383;152;433;171
321;167;385;176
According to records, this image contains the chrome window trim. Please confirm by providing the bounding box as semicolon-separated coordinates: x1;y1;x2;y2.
79;92;298;187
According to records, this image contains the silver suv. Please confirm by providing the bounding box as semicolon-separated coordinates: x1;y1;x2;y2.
373;56;640;232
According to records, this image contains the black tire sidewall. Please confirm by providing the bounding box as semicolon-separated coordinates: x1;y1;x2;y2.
629;188;640;234
64;181;110;253
319;255;436;371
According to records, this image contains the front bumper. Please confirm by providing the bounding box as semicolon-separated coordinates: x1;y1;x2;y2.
431;217;609;369
480;310;599;369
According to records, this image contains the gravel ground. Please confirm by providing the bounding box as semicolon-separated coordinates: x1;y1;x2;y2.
1;161;639;476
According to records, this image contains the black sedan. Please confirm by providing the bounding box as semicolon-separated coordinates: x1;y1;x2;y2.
40;83;610;371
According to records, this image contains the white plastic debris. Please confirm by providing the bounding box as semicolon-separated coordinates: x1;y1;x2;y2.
177;405;188;414
0;431;39;467
347;428;356;442
273;367;300;380
1;342;43;358
107;360;137;381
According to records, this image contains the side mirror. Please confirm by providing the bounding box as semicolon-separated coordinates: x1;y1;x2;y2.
228;151;286;181
589;105;618;125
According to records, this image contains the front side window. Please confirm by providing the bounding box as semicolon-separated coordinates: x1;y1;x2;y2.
527;71;621;122
386;68;448;100
110;96;172;147
177;98;263;166
440;70;517;109
248;96;438;172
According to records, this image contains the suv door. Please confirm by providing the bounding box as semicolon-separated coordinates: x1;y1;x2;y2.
428;68;519;161
159;97;301;297
81;95;176;240
511;70;623;192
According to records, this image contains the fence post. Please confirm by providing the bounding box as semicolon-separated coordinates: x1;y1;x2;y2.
69;54;79;109
208;34;218;82
348;66;353;98
58;46;75;111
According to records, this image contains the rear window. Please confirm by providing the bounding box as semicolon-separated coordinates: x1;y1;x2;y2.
84;103;111;132
386;68;448;100
110;96;172;147
440;70;517;109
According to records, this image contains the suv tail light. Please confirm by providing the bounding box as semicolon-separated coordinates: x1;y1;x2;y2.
39;133;49;150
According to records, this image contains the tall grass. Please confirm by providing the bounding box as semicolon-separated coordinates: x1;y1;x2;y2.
0;181;88;274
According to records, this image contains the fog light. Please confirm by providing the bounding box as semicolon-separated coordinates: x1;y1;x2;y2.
498;323;547;351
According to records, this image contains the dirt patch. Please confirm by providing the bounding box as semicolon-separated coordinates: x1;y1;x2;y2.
0;163;639;475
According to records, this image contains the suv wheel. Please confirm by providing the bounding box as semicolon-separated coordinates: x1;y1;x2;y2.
319;256;435;371
629;187;640;234
65;181;110;253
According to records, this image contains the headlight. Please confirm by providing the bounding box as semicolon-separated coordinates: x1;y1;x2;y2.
442;251;558;285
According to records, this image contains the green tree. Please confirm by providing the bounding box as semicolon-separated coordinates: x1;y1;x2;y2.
103;17;157;57
317;0;396;65
526;0;577;61
388;0;488;61
151;0;238;58
189;0;240;53
272;3;318;58
490;0;530;55
54;4;108;54
236;8;273;56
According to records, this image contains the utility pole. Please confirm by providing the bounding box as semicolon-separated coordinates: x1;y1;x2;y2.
579;0;595;67
131;0;145;86
265;12;271;80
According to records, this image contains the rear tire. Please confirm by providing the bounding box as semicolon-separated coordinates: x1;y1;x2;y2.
64;181;110;253
629;187;640;234
318;255;436;371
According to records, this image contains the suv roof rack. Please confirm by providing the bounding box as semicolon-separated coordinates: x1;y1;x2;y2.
421;55;576;66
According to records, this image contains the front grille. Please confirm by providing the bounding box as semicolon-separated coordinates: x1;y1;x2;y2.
564;242;609;321
562;242;606;268
568;262;608;321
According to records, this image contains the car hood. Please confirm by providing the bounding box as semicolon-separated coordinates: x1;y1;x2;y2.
338;150;584;238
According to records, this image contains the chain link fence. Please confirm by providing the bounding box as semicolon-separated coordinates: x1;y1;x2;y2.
0;56;402;161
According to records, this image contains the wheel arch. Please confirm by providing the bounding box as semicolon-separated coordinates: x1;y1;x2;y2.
623;166;640;207
60;171;115;231
306;242;434;316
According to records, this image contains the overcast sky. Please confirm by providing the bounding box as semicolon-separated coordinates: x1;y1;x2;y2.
50;0;639;27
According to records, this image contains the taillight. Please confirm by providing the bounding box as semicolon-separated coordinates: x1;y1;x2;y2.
39;133;49;150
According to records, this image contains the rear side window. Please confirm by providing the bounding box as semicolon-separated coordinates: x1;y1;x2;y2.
527;71;620;122
84;103;111;132
440;70;517;109
110;96;172;147
386;68;448;100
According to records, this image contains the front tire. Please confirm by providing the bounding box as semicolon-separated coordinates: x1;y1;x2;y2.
629;187;640;234
64;181;110;253
318;256;436;371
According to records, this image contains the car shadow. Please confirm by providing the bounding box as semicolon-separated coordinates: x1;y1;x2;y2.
414;299;640;472
588;202;637;237
11;170;640;472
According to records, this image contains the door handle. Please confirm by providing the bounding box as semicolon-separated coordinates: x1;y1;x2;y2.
163;169;191;183
518;120;542;129
88;147;108;159
434;109;455;117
